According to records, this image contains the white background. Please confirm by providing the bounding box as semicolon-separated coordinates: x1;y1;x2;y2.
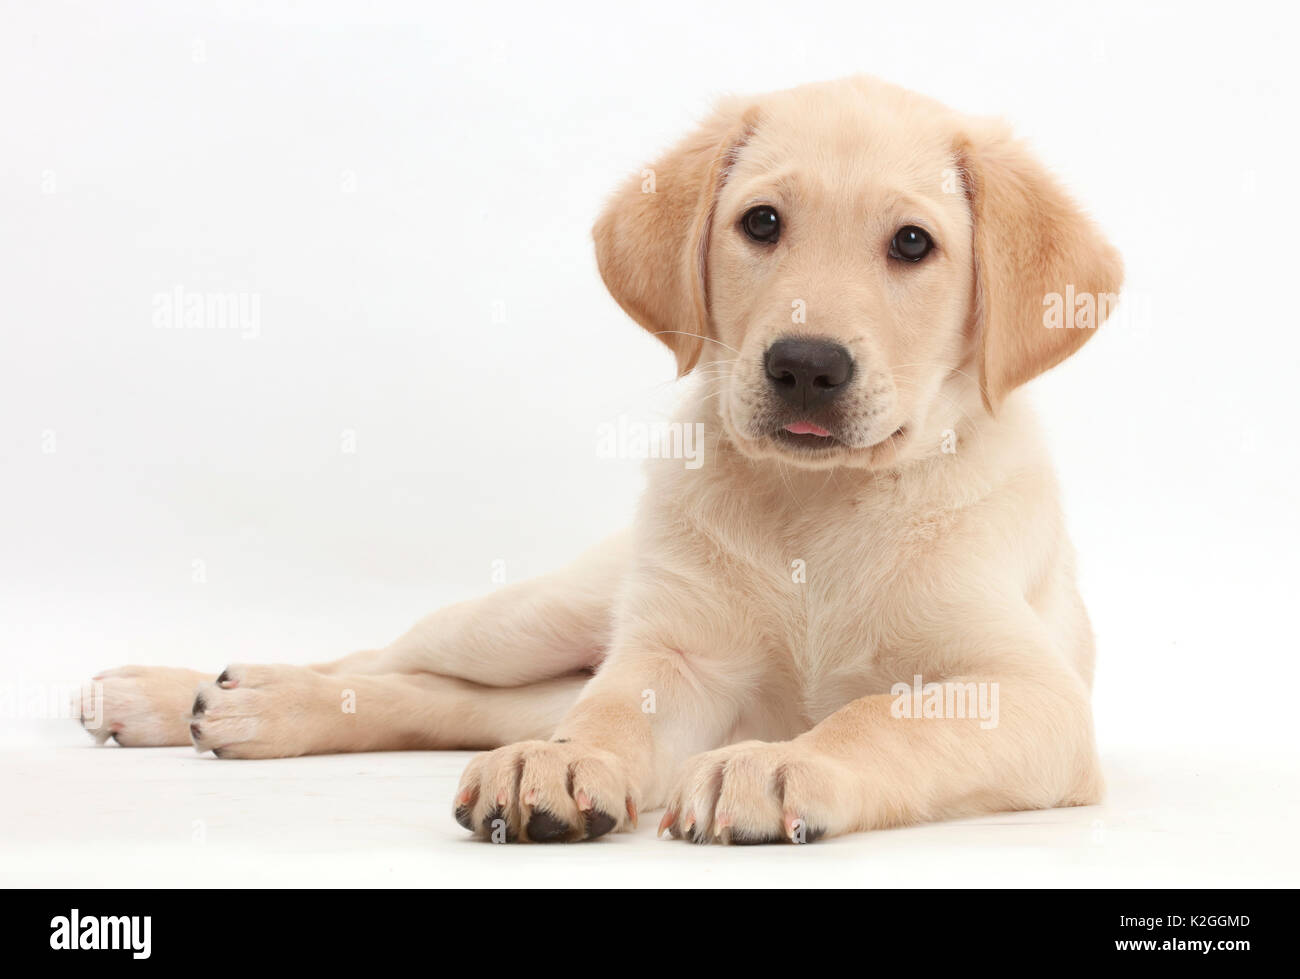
1;0;1297;886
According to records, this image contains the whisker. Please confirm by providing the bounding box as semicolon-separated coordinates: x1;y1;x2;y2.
651;331;743;356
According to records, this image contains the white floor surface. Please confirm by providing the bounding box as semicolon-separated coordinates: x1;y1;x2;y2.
3;740;1294;888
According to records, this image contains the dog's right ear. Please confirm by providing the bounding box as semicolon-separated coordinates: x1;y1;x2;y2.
593;100;755;374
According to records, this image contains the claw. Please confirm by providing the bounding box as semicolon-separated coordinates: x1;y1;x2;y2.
657;809;676;838
784;812;823;844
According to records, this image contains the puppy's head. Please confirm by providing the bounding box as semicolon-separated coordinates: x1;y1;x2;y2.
594;77;1123;470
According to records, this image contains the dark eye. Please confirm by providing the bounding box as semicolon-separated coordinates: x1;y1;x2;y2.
890;226;933;262
741;205;781;243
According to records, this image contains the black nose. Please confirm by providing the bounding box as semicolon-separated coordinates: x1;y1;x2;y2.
764;338;854;409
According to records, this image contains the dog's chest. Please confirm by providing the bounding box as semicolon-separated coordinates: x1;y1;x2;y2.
665;456;953;721
744;493;916;719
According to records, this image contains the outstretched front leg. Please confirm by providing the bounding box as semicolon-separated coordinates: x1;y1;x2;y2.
659;599;1103;844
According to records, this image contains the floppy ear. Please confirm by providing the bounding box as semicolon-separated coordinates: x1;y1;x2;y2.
593;100;754;374
958;124;1124;412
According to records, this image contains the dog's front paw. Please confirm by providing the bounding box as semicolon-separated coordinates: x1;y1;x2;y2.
453;740;639;843
659;740;857;845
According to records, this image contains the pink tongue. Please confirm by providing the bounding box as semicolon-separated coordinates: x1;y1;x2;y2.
784;421;831;437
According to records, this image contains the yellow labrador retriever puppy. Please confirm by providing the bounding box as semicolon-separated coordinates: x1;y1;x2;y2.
81;76;1122;845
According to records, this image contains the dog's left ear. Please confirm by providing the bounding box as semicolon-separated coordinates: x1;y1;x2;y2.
593;99;754;374
958;123;1124;412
